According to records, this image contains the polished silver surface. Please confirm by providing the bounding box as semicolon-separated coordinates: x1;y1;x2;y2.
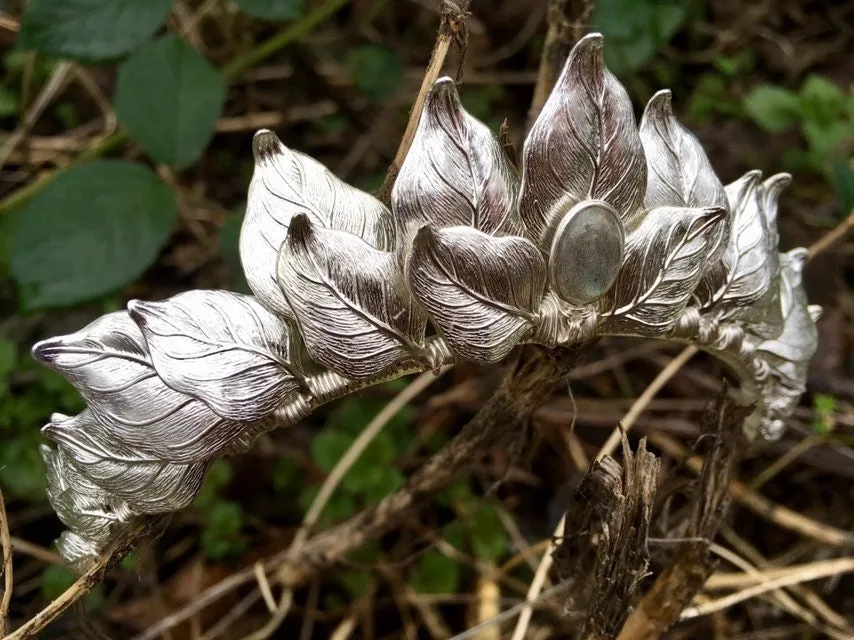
31;33;820;571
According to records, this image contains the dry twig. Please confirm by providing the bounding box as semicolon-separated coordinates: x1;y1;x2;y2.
616;389;751;640
134;346;589;640
683;556;854;619
0;489;13;637
509;345;697;640
526;0;596;130
378;0;472;202
5;520;154;640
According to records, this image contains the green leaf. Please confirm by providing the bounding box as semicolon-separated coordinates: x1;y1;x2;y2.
115;35;226;170
811;393;838;435
41;565;75;600
10;161;177;310
0;436;47;500
193;459;233;512
469;503;509;561
201;500;246;560
410;550;460;594
592;0;690;74
799;75;846;126
359;467;405;503
326;395;413;450
0;340;16;397
272;454;304;496
339;568;372;597
744;85;801;132
298;486;356;526
346;45;404;101
17;0;174;62
831;159;854;213
233;0;304;20
0;88;18;118
311;429;353;474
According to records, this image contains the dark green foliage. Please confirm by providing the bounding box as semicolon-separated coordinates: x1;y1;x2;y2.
115;35;227;170
10;161;177;309
234;0;305;21
17;0;174;61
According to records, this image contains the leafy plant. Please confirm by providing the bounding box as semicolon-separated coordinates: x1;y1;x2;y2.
9;161;178;310
234;0;305;21
115;35;226;170
193;460;248;560
17;0;174;62
591;0;694;74
810;393;838;435
347;45;405;101
745;75;854;180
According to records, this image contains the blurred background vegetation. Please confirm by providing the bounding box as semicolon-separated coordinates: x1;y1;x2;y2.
0;0;852;637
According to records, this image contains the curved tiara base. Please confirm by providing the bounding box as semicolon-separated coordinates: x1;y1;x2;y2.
32;34;819;571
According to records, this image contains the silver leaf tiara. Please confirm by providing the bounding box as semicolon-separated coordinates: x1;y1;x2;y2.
32;34;820;572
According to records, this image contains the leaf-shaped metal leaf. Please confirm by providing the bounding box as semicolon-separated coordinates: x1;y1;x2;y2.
32;312;250;462
406;226;546;363
56;530;102;574
519;33;646;247
392;77;521;254
43;411;211;514
599;206;726;335
241;130;395;318
639;90;728;212
760;173;791;253
129;290;306;421
704;171;775;314
639;90;730;308
756;248;819;385
41;443;121;547
277;214;428;379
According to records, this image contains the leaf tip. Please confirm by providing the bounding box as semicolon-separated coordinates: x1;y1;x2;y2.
126;299;146;326
763;172;792;194
425;76;463;119
808;304;823;323
32;337;59;365
252;129;283;163
288;212;315;246
644;89;673;119
786;246;809;269
42;412;70;439
688;206;727;241
412;224;440;251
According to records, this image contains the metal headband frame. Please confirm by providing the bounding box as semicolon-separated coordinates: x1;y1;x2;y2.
31;34;820;571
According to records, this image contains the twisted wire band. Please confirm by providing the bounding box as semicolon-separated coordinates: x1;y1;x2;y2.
31;34;819;572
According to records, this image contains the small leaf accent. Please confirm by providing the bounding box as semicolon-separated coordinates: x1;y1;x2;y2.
519;33;646;247
277;214;428;379
640;90;728;211
241;130;394;318
44;412;211;514
706;171;775;313
600;206;726;335
56;531;102;575
757;249;819;385
393;77;520;253
760;173;791;253
32;312;250;463
639;90;730;308
406;226;546;363
129;290;306;421
40;443;120;547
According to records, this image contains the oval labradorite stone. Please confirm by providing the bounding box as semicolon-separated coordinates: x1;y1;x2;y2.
549;200;625;304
